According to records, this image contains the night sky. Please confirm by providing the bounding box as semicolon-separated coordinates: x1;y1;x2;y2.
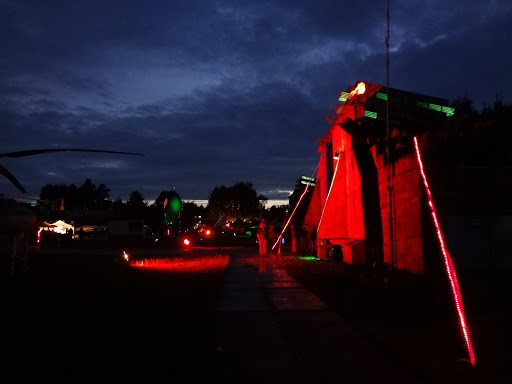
1;1;511;204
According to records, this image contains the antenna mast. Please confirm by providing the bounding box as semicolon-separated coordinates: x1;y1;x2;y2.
385;0;395;269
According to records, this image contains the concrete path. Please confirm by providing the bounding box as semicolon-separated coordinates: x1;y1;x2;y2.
203;252;421;384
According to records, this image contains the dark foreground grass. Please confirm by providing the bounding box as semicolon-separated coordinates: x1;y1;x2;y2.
275;256;509;384
1;251;229;382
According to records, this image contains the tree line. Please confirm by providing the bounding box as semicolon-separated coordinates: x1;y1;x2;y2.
388;95;512;165
37;180;288;232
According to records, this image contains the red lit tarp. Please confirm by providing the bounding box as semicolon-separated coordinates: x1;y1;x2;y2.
317;126;365;245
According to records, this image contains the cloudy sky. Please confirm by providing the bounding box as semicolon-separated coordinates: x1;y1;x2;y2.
1;0;511;204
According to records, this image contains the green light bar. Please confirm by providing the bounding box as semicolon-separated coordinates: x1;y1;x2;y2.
416;101;455;117
296;256;320;261
338;91;350;102
300;180;316;186
301;176;315;181
429;103;442;112
375;92;388;101
364;110;377;119
442;106;455;117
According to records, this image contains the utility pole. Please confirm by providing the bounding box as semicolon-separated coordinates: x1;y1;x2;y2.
385;0;395;269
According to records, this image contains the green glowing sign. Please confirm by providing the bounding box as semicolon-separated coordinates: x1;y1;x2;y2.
375;92;388;101
416;101;455;117
429;103;442;112
338;91;350;102
364;110;377;119
300;175;317;186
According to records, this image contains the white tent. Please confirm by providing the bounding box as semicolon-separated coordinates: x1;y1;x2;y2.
46;220;74;234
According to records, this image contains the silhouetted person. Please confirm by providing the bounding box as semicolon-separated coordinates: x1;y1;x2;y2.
300;225;309;255
310;226;317;255
257;219;268;257
268;224;276;254
290;224;297;255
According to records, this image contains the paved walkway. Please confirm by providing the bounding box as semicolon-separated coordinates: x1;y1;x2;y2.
204;252;420;384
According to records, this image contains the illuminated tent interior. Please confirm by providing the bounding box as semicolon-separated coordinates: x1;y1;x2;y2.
39;220;74;235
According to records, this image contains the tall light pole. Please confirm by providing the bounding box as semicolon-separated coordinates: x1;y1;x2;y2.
385;0;395;269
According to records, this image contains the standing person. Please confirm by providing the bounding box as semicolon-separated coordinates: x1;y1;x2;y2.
268;224;276;254
290;224;297;256
256;219;268;257
300;225;309;255
310;226;317;256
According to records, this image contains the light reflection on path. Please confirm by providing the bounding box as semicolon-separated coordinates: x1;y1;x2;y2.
206;249;420;384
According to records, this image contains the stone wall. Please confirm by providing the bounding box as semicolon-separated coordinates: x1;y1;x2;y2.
373;149;424;273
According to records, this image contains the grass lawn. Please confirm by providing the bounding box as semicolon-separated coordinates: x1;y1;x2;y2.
1;251;229;382
275;255;507;384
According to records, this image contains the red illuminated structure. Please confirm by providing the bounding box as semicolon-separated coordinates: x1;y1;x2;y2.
305;81;454;273
296;81;478;366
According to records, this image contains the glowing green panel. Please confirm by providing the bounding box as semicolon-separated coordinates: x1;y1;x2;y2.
429;103;442;112
338;91;350;102
416;101;455;116
442;106;455;116
364;110;377;119
375;92;388;101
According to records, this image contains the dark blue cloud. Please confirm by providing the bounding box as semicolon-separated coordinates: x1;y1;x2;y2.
1;0;511;202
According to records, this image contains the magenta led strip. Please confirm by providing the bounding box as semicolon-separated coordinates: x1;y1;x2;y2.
413;136;476;366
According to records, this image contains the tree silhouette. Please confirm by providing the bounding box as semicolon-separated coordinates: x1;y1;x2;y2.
128;191;146;207
77;179;110;209
39;178;110;210
181;202;206;229
206;182;266;223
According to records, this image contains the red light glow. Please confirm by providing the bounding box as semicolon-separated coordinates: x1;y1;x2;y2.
414;136;476;366
37;228;42;244
183;238;191;246
205;229;211;235
130;255;229;273
317;154;341;235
